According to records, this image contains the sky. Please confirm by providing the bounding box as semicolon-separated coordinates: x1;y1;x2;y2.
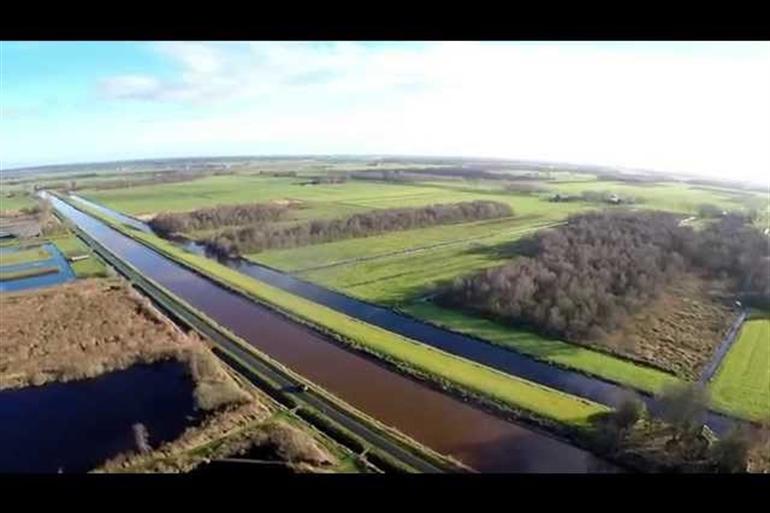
1;41;769;186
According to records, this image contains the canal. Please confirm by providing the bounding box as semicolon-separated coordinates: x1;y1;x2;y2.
49;193;617;472
67;194;737;436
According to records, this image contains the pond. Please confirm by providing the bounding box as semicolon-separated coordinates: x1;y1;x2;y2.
0;361;198;473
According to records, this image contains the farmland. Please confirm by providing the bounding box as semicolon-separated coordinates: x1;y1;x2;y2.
67;198;611;427
0;193;38;213
251;215;555;273
709;313;770;422
76;169;770;411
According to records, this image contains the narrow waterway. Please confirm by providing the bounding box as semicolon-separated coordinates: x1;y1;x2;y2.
51;193;617;472
69;194;738;436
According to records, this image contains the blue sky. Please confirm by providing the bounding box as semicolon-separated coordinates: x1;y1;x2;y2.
1;41;769;185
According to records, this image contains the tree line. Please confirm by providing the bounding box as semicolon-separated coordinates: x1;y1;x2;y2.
438;210;770;342
149;202;296;236
205;200;514;257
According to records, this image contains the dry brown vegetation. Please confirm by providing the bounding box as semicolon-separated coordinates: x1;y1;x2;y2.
0;278;248;415
595;398;770;473
97;409;336;473
598;274;736;379
0;279;194;389
0;211;42;239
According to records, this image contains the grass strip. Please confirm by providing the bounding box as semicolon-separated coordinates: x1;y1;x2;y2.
401;302;680;395
0;265;60;281
0;246;50;266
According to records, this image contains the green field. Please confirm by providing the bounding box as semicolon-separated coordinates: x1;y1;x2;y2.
48;234;108;278
538;180;768;214
251;215;556;273
69;198;610;427
0;194;38;212
81;175;449;215
298;241;510;305
82;174;596;218
292;216;564;306
415;178;767;216
401;302;680;394
709;315;770;421
0;246;51;266
76;172;769;423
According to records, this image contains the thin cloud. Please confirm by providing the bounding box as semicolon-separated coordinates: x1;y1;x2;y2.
98;75;165;100
11;42;770;184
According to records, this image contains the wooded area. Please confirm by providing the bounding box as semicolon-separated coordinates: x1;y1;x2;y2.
150;202;296;236
205;200;514;257
439;210;770;343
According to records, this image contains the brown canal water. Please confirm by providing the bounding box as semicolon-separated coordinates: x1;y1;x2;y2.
47;193;617;473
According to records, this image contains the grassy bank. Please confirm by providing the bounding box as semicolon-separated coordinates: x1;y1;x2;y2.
709;314;770;421
401;302;680;394
0;265;59;281
67;196;610;427
0;246;50;266
48;233;108;278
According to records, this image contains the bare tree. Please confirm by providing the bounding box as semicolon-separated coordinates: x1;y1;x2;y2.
133;423;151;454
614;393;646;432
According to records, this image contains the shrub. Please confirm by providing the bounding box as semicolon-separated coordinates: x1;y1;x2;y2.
710;429;750;472
614;394;646;432
657;383;710;438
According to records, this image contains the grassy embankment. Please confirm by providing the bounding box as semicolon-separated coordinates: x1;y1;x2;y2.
48;233;108;278
402;302;680;395
0;246;51;266
66;197;610;428
709;312;770;422
0;265;60;281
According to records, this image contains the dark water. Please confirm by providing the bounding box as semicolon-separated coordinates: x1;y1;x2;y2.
50;194;617;473
67;194;737;436
0;361;197;473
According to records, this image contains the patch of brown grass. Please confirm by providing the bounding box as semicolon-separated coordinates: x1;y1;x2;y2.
597;273;738;379
0;279;196;389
